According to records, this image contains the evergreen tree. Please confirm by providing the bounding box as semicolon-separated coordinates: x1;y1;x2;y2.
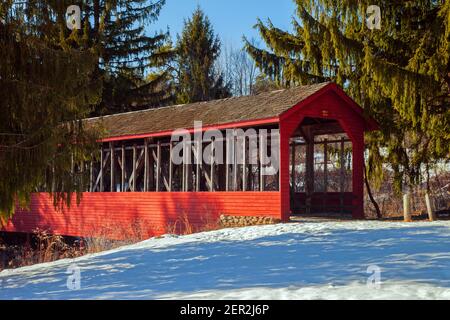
245;0;450;196
90;0;176;114
0;5;101;219
176;8;230;103
0;0;175;219
16;0;176;115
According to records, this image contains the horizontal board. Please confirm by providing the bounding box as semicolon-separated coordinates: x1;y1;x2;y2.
3;192;282;240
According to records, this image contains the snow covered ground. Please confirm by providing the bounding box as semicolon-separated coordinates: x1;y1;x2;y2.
1;220;450;300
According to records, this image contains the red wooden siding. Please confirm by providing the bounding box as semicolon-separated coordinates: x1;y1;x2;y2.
3;192;281;240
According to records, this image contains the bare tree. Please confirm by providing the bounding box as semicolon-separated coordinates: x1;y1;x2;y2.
218;40;258;97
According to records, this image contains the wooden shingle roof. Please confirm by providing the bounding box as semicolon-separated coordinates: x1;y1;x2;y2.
85;82;332;139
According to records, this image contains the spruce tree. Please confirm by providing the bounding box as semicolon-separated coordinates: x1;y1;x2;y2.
0;1;176;219
16;0;176;115
0;6;101;219
176;8;231;103
90;0;176;114
245;0;450;196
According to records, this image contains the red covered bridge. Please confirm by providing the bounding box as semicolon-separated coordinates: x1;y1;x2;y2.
3;82;377;240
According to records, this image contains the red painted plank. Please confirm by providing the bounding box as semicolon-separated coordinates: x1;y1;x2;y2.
3;192;281;240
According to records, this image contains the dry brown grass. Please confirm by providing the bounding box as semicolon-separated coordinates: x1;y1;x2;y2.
166;211;221;235
0;213;222;271
0;229;83;270
364;171;450;220
0;222;146;271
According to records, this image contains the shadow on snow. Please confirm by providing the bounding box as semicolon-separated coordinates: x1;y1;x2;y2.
1;224;450;299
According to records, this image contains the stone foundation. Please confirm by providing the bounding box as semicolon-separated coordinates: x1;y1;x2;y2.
219;214;280;228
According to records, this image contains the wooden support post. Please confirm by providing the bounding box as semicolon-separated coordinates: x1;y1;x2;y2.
132;144;137;192
168;142;173;191
196;140;200;191
339;137;345;214
144;139;149;191
100;146;104;192
324;139;328;192
233;131;238;191
89;160;93;192
210;139;215;191
290;141;295;191
323;139;328;212
156;140;161;191
121;144;125;191
182;141;186;192
225;135;230;191
259;133;264;191
306;138;315;193
425;193;436;221
242;136;247;191
186;142;190;191
403;192;412;222
110;142;115;192
149;141;154;191
51;161;56;193
70;153;75;175
80;160;85;191
305;129;314;214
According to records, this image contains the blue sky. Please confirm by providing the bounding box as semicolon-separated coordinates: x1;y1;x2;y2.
151;0;296;49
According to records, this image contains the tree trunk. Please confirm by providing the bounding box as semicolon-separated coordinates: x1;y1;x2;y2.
364;163;382;219
93;0;100;34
